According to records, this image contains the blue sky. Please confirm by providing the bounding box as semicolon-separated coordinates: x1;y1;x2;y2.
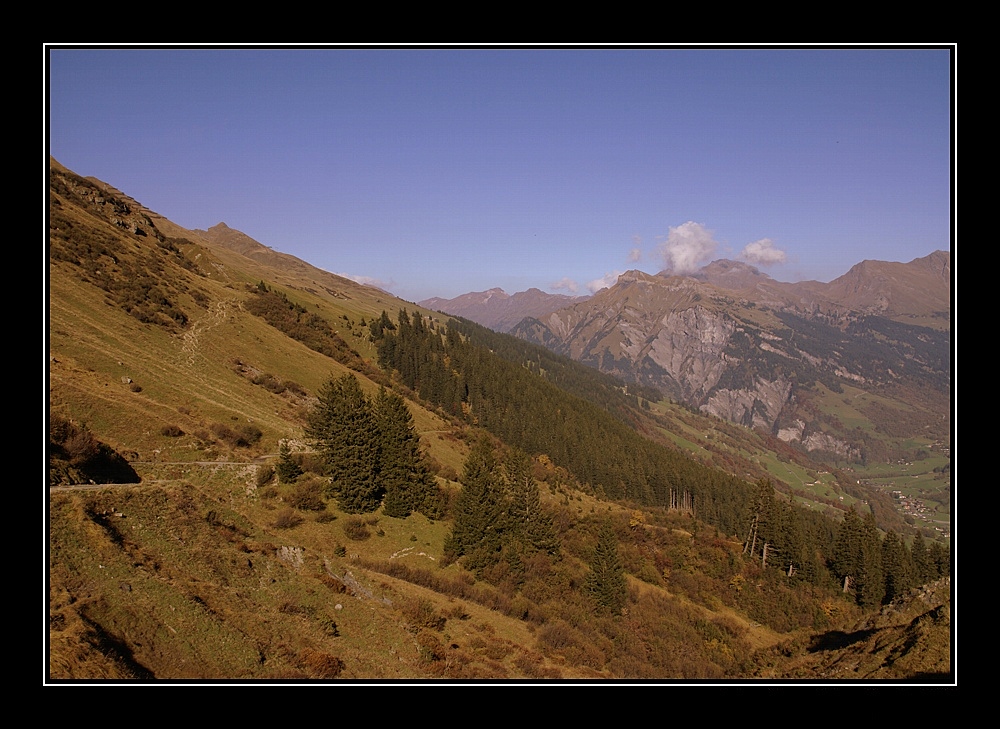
47;46;953;302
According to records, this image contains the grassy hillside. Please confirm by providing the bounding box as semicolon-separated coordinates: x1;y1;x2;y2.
47;159;951;682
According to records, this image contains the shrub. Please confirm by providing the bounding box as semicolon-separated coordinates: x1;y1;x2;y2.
319;616;339;637
342;516;371;541
48;414;139;485
299;649;344;679
318;573;347;593
210;422;263;448
538;619;578;651
273;508;303;529
288;477;326;511
296;452;325;476
238;423;263;446
400;598;447;632
284;380;307;397
256;465;275;487
253;373;286;394
63;428;100;466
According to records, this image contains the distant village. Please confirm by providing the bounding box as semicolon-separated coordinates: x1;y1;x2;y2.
863;450;951;541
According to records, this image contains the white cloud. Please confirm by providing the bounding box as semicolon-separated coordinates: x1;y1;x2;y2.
334;272;392;290
587;271;624;294
551;277;580;293
628;235;643;263
659;221;717;274
740;238;787;266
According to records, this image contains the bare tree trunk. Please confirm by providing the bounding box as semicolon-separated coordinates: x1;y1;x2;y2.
743;514;758;556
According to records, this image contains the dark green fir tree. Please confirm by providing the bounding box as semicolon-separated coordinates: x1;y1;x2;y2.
306;373;382;513
881;529;915;604
585;521;628;616
444;434;506;573
374;387;434;519
502;448;559;556
276;439;302;484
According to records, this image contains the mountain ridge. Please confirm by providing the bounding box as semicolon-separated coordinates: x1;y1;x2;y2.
503;252;949;467
420;286;589;332
47;157;953;682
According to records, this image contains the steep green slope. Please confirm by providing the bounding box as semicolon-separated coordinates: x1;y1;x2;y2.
47;159;951;682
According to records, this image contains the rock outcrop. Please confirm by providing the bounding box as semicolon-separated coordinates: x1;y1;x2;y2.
511;257;950;458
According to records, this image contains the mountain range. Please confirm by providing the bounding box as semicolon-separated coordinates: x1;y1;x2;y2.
47;156;953;682
420;287;589;333
423;254;951;468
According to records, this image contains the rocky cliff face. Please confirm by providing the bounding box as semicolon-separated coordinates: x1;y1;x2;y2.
515;271;803;429
512;257;950;458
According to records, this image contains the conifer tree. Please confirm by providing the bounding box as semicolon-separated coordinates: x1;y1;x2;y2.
833;506;864;592
444;434;506;572
927;540;950;579
585;521;628;615
306;373;382;513
881;529;914;603
374;387;433;519
854;511;885;609
276;439;302;484
911;531;935;585
502;448;559;555
743;478;774;560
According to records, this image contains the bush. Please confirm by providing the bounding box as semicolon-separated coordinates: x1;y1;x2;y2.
296;452;325;475
342;516;371;541
256;465;275;487
48;414;139;485
273;508;303;529
63;428;101;466
210;422;263;448
299;649;344;679
252;373;286;394
284;380;307;397
400;598;447;632
288;477;326;511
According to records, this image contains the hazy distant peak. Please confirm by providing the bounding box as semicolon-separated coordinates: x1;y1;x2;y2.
700;259;766;276
617;269;652;282
419;286;588;332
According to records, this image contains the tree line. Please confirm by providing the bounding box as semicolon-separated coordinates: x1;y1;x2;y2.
372;309;760;536
831;506;949;608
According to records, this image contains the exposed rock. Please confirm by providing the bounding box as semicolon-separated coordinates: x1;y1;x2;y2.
801;432;861;461
702;377;791;430
510;256;950;460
